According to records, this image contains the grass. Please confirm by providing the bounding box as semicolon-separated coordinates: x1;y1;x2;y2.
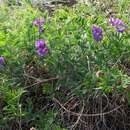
0;0;130;130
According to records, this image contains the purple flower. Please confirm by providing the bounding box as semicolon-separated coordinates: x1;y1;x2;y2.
33;18;44;26
109;16;127;33
33;18;45;33
0;56;5;65
38;26;44;33
92;25;103;42
35;39;48;57
35;39;45;49
37;47;48;57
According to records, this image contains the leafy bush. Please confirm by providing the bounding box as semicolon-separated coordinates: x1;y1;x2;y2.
0;1;130;130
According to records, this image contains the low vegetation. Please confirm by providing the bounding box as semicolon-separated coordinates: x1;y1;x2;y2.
0;0;130;130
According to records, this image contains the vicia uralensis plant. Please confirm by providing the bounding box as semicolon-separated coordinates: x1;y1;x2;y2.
0;1;130;130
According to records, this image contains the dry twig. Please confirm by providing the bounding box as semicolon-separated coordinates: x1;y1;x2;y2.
70;100;85;130
53;97;122;117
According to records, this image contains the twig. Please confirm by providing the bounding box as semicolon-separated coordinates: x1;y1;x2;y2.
53;97;122;117
23;73;40;80
24;77;59;89
70;100;85;130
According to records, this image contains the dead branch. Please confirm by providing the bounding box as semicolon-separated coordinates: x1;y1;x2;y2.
53;97;122;117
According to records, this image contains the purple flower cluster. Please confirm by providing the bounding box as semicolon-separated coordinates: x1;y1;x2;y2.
33;18;49;57
92;25;103;42
0;56;5;68
109;16;127;33
35;40;48;57
91;17;128;43
0;56;4;65
33;18;45;33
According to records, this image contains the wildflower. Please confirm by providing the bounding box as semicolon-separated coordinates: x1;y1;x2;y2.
37;47;48;57
109;16;127;33
35;40;48;57
33;18;44;26
0;56;4;65
39;26;44;33
92;25;103;42
33;18;45;33
35;39;45;49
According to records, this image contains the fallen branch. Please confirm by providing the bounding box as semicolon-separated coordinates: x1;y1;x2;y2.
70;100;85;130
53;97;122;117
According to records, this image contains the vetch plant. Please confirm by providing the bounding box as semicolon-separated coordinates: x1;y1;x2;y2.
0;2;130;130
